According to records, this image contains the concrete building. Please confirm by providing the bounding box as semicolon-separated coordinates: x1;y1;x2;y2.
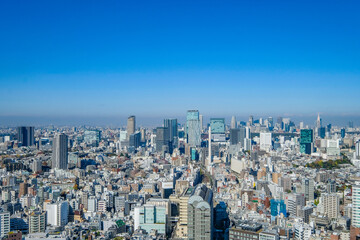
0;209;10;238
187;184;213;240
46;201;69;227
323;193;339;219
52;133;68;170
352;185;360;227
134;204;167;235
29;211;46;233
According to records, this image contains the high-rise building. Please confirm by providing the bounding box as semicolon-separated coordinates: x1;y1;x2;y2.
187;184;213;240
19;181;28;197
260;132;272;151
0;209;10;238
300;129;313;154
210;118;226;142
156;127;170;152
301;178;314;202
356;141;360;159
352;185;360;227
210;118;225;133
127;116;136;139
29;211;47;233
230;128;240;145
199;114;203;131
318;127;326;139
17;126;35;146
186;110;201;147
316;113;322;128
46;201;69;226
84;130;101;146
248;115;254;126
134;204;167;235
341;128;346;138
231;116;236;129
52;133;68;170
164;118;178;147
323;193;339;219
129;132;141;149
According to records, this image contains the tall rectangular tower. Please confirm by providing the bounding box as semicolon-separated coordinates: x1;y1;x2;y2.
17;126;35;146
52;133;68;170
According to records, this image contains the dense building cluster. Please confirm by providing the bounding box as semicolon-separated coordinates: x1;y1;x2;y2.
0;112;360;240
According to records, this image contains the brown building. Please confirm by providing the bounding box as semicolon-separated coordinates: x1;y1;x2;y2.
19;182;28;197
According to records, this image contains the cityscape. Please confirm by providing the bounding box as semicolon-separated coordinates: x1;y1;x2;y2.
0;113;360;240
1;1;360;240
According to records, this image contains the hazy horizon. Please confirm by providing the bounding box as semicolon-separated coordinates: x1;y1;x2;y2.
1;113;359;128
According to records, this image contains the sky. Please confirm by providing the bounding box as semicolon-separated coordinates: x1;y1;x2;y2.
0;1;359;126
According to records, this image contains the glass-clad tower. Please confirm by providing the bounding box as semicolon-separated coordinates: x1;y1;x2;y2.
186;110;201;147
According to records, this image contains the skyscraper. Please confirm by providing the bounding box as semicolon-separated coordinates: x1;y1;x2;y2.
248;115;254;126
188;184;213;240
17;126;35;146
186;110;201;147
231;116;236;129
156;127;170;152
207;127;212;166
210;118;225;142
199;114;203;131
127;115;136;139
300;129;313;154
316;113;322;128
52;133;68;170
341;128;346;138
164;118;178;147
356;141;360;159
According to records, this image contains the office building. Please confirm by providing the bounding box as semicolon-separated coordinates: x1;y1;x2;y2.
300;129;313;154
186;110;201;147
341;128;346;138
356;141;360;159
129;131;141;149
188;184;213;240
84;130;101;146
134;204;167;235
164;118;178;147
0;209;10;238
260;132;272;151
29;211;46;233
127;115;136;139
230;128;240;145
46;201;69;226
270;199;286;217
17;126;35;146
52;133;68;170
156;127;170;152
302;178;314;202
210;118;225;142
231;116;236;129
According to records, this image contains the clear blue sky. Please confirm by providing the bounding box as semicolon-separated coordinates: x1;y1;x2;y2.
0;0;359;121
